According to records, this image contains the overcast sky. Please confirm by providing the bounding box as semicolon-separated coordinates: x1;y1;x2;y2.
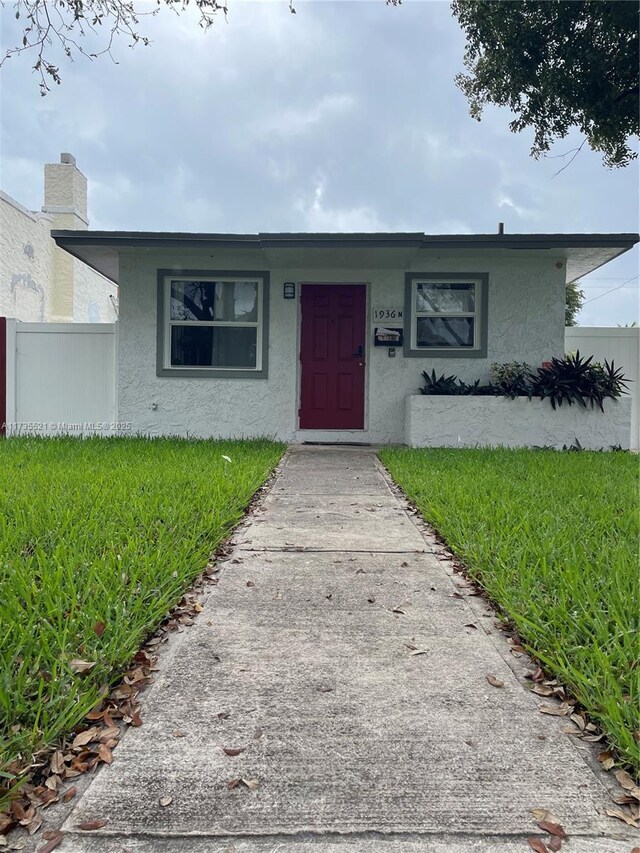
1;0;638;325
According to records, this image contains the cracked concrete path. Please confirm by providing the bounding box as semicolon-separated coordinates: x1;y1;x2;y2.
57;447;633;852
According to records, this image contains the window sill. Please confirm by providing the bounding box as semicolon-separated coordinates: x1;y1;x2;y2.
403;346;487;359
157;367;268;379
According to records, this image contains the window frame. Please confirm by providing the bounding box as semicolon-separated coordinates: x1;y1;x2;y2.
403;272;488;358
156;269;270;378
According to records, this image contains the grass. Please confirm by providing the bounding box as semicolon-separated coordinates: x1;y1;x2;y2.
0;436;284;801
379;447;639;769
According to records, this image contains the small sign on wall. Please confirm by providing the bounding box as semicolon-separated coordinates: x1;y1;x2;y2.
373;307;403;322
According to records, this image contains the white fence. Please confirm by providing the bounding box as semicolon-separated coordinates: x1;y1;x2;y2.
2;320;117;436
1;320;637;447
565;326;639;451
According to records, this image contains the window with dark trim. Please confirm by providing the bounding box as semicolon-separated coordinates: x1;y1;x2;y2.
157;270;270;378
404;272;488;358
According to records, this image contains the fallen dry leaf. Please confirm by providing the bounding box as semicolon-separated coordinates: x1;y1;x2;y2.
173;730;187;737
569;713;586;731
527;838;549;853
99;726;119;742
614;769;640;801
77;818;109;831
538;703;571;717
194;603;203;613
62;786;77;803
223;747;246;757
38;832;65;853
25;813;43;835
547;837;562;852
463;623;478;630
227;778;241;789
159;796;172;807
410;649;429;656
69;660;96;675
486;674;504;688
531;684;554;696
537;820;566;838
98;744;113;764
526;667;545;682
598;750;616;771
72;727;99;748
242;778;259;791
531;809;561;825
605;807;639;828
93;622;106;638
391;607;406;615
49;751;65;775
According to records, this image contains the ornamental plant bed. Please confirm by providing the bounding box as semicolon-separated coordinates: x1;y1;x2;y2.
420;352;628;411
0;436;284;812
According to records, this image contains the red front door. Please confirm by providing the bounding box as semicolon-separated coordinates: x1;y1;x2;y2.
299;284;366;430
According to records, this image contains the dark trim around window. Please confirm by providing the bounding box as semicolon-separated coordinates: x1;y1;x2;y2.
156;269;270;378
403;272;488;358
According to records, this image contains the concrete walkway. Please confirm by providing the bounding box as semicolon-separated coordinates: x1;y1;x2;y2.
58;447;632;852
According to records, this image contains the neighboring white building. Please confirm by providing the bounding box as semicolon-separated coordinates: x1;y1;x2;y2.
0;154;117;322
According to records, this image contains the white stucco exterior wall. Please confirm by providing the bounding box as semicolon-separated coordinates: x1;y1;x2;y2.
0;193;53;322
0;158;118;323
405;396;631;450
117;248;566;443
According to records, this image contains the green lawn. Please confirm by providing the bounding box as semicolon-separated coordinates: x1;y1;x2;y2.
0;436;284;802
379;447;639;769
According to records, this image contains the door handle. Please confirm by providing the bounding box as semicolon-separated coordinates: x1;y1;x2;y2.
353;345;364;357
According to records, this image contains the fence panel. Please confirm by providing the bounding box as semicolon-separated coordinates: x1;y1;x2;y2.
7;322;116;435
565;326;639;450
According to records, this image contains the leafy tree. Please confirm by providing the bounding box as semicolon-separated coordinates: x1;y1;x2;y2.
2;0;403;92
452;1;639;168
1;0;230;93
565;280;584;327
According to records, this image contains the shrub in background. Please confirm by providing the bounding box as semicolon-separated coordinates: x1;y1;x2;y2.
490;362;532;398
529;352;629;411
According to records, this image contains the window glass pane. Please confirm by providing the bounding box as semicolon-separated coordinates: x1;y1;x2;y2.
416;317;474;348
171;281;258;322
416;283;475;314
171;326;258;368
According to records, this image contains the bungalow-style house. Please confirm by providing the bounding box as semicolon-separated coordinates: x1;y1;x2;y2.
51;230;638;446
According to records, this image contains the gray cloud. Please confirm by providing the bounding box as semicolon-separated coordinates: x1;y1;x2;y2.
1;0;637;323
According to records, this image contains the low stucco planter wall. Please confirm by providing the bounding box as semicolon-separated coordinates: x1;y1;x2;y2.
405;395;632;450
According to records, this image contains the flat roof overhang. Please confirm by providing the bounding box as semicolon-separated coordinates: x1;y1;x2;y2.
51;230;639;286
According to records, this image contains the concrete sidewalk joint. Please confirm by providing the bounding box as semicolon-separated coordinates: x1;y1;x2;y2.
53;446;631;852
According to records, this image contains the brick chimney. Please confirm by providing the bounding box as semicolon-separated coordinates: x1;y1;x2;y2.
42;154;89;320
42;152;88;229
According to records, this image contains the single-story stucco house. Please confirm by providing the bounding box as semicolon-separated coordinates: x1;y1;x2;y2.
50;229;639;447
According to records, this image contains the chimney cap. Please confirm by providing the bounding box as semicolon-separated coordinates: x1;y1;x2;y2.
498;222;505;235
60;153;76;166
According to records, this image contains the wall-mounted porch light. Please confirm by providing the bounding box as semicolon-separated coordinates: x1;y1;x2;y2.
283;281;296;299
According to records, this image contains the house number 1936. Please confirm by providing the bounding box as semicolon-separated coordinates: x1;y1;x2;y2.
373;308;403;321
